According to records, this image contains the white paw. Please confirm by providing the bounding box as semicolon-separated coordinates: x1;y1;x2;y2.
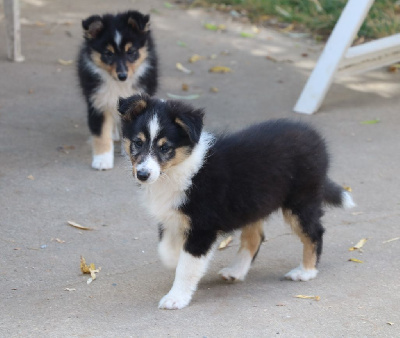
218;267;247;281
158;292;191;310
218;249;252;282
92;151;114;170
284;265;318;281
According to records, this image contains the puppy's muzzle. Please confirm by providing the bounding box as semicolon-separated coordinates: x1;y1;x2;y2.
116;61;128;81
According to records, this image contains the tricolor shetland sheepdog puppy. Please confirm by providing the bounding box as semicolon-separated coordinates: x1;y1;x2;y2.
78;10;157;170
118;94;355;310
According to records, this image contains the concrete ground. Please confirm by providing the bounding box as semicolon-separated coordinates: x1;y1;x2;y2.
1;0;399;336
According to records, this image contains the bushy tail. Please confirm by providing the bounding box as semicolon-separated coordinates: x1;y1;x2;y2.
324;179;355;209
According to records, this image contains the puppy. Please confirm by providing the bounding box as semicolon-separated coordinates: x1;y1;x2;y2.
118;94;355;310
78;11;158;170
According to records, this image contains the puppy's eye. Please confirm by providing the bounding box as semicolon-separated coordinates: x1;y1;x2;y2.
159;144;170;153
134;139;143;148
103;50;113;57
126;47;137;56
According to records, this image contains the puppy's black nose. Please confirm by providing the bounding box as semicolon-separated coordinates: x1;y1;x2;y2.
137;170;150;182
117;72;127;81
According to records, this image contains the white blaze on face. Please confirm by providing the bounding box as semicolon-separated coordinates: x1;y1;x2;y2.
134;114;162;184
148;114;160;143
114;30;122;49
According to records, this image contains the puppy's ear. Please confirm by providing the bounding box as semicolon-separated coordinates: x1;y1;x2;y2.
174;107;204;144
82;15;104;39
118;94;149;122
127;12;150;32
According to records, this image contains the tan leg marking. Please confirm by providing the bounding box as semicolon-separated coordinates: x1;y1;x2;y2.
240;220;264;257
283;209;317;270
92;110;114;155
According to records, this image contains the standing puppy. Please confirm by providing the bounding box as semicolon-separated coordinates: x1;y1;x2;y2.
78;11;157;170
118;94;355;310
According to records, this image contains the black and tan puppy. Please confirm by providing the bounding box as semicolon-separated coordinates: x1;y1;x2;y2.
118;94;355;310
78;11;157;170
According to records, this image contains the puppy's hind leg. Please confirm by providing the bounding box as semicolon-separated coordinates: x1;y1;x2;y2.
219;220;264;281
283;208;324;281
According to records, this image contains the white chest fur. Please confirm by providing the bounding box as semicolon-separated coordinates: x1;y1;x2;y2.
85;58;150;115
139;132;214;228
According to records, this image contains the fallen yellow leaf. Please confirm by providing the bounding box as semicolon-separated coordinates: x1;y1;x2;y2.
294;295;320;301
80;256;94;274
176;62;192;74
349;238;368;251
348;258;363;263
67;221;93;231
209;66;232;73
281;23;295;32
188;54;204;63
58;59;74;66
27;175;35;180
218;236;233;250
382;237;400;244
80;256;101;284
343;185;352;192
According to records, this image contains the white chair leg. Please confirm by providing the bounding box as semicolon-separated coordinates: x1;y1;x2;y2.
293;0;374;114
3;0;25;62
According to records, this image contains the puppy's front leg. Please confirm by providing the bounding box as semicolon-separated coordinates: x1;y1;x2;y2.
158;249;213;310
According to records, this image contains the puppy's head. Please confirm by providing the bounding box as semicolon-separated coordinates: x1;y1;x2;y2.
82;11;151;81
118;94;204;184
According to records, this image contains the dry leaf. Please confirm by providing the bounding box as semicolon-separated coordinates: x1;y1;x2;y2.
176;62;192;74
204;23;226;31
81;256;101;284
294;295;320;301
348;258;363;263
343;186;352;192
189;54;204;63
64;288;76;291
281;23;295;32
58;59;74;66
210;87;219;93
35;21;46;27
53;238;65;243
176;40;187;47
209;66;232;73
382;237;400;244
182;83;189;91
57;145;75;154
361;119;380;125
387;322;394;326
80;256;94;274
27;175;34;180
167;93;200;100
240;32;254;38
351;212;363;216
218;236;233;250
349;238;368;251
266;55;277;62
67;221;93;231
